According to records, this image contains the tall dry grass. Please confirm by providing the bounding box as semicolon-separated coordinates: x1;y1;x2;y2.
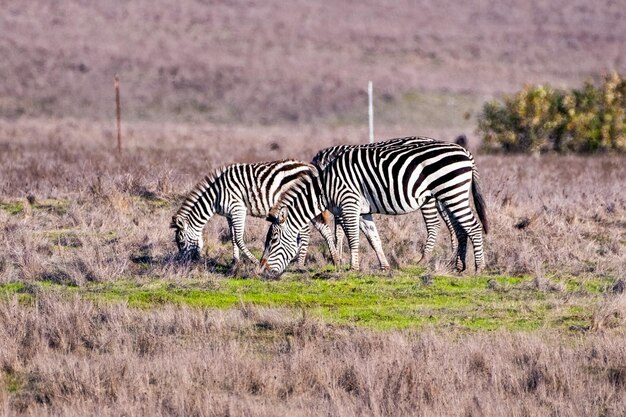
1;294;625;416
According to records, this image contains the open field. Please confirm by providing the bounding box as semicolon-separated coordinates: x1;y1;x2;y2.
2;0;626;414
2;0;625;124
1;119;625;415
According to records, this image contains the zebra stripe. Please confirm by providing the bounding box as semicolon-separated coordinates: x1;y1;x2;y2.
312;136;457;264
171;159;338;267
260;139;488;277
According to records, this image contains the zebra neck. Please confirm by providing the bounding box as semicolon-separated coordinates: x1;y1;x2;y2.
186;220;204;241
286;174;326;231
181;190;216;231
313;168;330;208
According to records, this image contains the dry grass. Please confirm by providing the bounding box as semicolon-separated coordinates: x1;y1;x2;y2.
1;0;624;124
1;119;624;415
0;118;624;417
0;295;625;417
2;1;625;414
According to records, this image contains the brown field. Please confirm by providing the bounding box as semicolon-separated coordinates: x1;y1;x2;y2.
0;295;625;417
1;120;625;416
1;0;625;124
2;0;626;415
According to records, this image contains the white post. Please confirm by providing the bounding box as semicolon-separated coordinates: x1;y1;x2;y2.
368;81;374;143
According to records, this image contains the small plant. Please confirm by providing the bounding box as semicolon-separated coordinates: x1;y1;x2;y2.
478;73;626;153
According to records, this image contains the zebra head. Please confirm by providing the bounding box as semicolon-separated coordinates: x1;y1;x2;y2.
170;215;203;259
259;206;300;278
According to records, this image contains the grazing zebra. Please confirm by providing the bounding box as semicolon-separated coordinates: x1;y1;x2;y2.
171;160;339;267
311;136;457;264
259;139;488;277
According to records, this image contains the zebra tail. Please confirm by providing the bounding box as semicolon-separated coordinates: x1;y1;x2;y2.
472;168;489;234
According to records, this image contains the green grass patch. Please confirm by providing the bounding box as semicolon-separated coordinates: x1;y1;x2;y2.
0;201;24;215
0;198;70;216
44;229;82;248
0;270;612;332
2;371;25;393
131;195;173;212
33;198;69;215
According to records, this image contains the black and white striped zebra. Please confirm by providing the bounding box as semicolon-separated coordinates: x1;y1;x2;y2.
171;159;339;267
311;136;458;265
259;139;488;277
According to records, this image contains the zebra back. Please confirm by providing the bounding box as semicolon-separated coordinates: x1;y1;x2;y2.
311;136;438;169
172;159;316;228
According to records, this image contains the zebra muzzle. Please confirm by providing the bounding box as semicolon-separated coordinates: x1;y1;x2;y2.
257;258;269;274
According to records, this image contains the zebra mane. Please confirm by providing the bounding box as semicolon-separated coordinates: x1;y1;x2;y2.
268;161;318;218
170;165;228;228
267;165;320;221
174;159;316;227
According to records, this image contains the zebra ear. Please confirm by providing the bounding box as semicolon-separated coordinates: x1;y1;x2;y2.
171;216;185;230
267;206;287;224
277;206;288;224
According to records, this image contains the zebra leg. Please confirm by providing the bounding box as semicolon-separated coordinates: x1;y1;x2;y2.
438;200;468;272
295;224;312;267
455;230;469;272
228;208;258;264
448;205;486;273
311;211;340;265
468;224;486;273
340;207;362;272
435;199;458;262
418;197;441;264
335;218;345;266
452;215;484;273
359;214;390;271
226;217;240;264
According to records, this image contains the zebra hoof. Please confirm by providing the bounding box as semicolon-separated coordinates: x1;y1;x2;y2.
230;262;242;276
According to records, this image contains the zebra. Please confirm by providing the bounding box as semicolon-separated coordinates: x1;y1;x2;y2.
171;159;339;267
259;139;488;277
311;136;458;265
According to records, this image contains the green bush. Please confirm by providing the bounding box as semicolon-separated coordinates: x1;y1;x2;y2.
478;73;626;153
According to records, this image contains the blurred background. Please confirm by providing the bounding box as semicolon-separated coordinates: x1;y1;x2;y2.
2;0;624;139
